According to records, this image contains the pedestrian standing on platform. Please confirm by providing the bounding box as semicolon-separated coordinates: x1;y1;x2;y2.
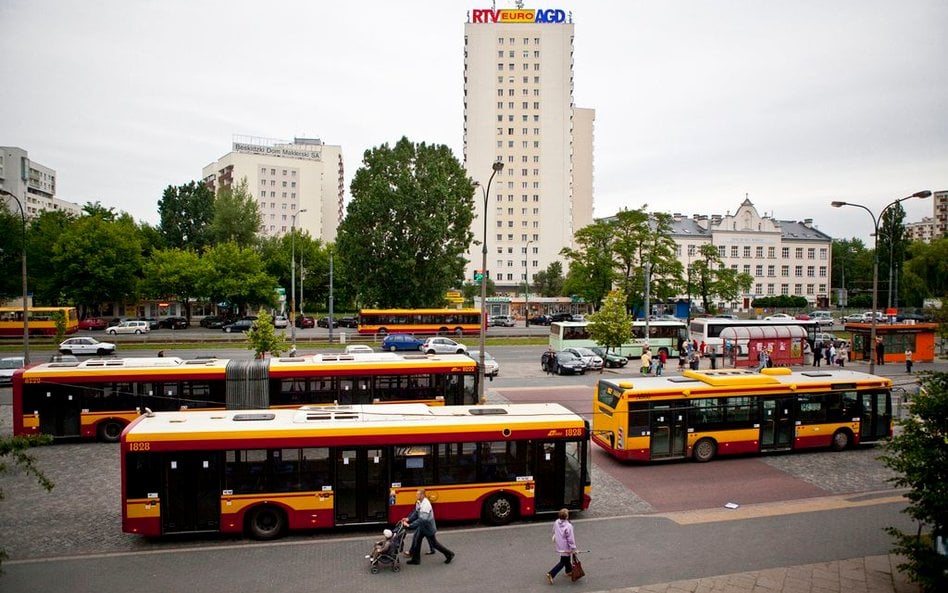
640;349;652;375
657;350;667;376
876;338;885;366
813;342;822;367
545;508;577;585
837;343;847;367
905;349;913;373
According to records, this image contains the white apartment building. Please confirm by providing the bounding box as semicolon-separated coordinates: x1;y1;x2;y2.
0;146;82;218
463;7;594;293
669;198;833;311
904;190;947;243
202;136;344;242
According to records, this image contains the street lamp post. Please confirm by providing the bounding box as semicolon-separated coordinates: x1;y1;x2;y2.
0;189;29;364
831;190;931;374
290;208;307;352
478;161;504;405
524;239;533;327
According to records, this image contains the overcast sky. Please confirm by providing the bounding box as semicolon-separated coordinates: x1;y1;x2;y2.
2;0;946;243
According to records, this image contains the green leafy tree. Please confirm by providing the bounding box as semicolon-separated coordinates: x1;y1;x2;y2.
140;249;207;321
561;223;615;309
902;238;948;308
532;261;565;297
24;210;75;306
689;244;752;313
81;201;117;221
461;278;496;304
610;209;651;311
0;203;26;300
880;371;948;592
336;137;475;307
877;202;907;308
246;309;288;358
51;213;143;310
1;434;53;570
258;232;334;314
208;178;260;247
50;310;67;344
199;242;276;314
158;180;215;251
587;290;634;353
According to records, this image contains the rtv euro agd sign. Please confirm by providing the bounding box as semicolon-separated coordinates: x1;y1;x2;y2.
471;8;568;23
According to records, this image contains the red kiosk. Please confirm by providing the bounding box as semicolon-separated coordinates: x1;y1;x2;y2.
720;325;807;368
844;322;937;364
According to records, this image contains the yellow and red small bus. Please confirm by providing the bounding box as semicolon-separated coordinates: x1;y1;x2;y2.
358;308;482;335
0;306;78;337
121;403;591;539
593;367;892;462
13;352;478;442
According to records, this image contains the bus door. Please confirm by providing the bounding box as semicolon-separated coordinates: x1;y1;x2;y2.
759;397;794;451
860;391;891;441
334;447;387;525
649;401;687;460
161;451;221;534
533;440;584;512
37;385;82;438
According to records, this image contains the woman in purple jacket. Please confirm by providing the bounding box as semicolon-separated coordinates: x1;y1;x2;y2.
546;508;577;584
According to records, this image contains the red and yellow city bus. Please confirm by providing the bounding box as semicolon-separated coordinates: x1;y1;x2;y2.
358;308;482;335
0;306;78;336
592;367;892;462
13;352;478;442
121;403;591;539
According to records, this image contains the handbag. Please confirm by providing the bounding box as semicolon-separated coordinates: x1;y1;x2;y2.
570;553;585;582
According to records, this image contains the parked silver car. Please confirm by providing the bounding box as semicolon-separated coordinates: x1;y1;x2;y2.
563;347;604;370
59;337;117;356
106;320;150;335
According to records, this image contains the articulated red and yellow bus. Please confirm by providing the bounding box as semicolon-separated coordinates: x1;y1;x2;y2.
358;308;482;336
13;352;478;442
593;367;892;462
121;403;591;539
0;306;78;336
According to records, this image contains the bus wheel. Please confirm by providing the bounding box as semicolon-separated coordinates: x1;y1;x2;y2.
247;505;285;540
98;420;124;443
483;493;517;525
692;438;717;462
831;429;851;451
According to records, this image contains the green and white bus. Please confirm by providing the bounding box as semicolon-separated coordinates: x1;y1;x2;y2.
549;320;688;358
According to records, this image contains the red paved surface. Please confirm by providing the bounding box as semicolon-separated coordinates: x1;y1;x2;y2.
498;385;830;513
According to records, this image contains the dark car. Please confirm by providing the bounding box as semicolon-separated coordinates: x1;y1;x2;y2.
200;315;226;329
381;333;425;352
590;346;629;368
316;317;339;328
540;350;586;375
295;315;315;328
222;319;255;333
78;317;108;331
137;317;160;330
338;316;359;328
159;316;189;330
549;312;574;323
527;314;551;326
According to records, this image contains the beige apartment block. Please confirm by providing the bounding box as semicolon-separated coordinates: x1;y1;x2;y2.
202;136;344;242
463;8;594;292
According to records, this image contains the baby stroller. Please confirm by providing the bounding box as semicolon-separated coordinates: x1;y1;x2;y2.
366;523;406;573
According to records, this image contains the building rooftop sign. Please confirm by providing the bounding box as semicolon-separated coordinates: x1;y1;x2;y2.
470;8;569;24
232;136;322;161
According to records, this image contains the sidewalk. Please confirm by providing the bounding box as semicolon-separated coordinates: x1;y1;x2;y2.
608;555;919;593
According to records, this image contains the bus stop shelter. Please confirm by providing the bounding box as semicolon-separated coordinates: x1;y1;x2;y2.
720;325;807;368
844;322;938;364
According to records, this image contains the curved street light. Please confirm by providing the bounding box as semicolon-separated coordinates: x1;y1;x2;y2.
831;190;931;374
477;161;504;405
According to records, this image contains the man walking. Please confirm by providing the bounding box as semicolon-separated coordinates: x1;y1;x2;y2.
402;488;455;565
